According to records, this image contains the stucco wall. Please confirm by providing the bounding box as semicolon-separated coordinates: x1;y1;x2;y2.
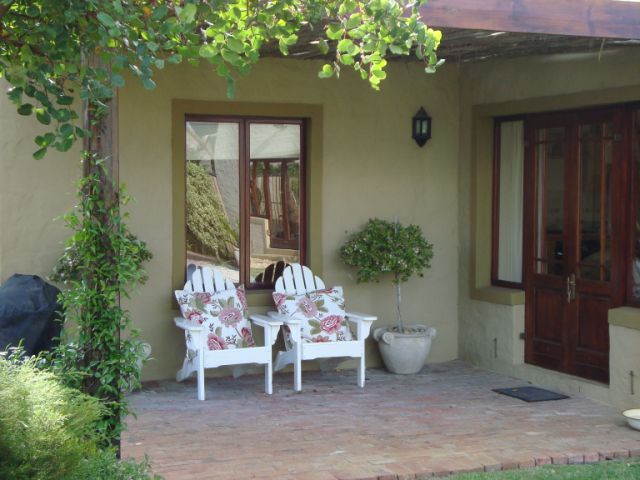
458;47;640;407
0;83;80;284
115;58;461;380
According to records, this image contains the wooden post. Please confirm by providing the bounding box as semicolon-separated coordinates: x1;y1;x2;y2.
82;55;121;455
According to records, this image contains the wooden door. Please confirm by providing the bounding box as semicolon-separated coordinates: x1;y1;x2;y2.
524;107;625;383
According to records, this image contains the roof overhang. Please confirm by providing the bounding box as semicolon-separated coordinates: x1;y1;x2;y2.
420;0;640;40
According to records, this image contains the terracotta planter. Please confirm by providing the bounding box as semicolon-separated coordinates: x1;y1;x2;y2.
373;325;436;374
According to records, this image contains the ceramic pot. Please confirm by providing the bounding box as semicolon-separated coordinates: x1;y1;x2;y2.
373;325;437;374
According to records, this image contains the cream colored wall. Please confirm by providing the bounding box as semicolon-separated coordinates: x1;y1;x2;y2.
458;47;640;407
118;59;461;380
0;81;80;284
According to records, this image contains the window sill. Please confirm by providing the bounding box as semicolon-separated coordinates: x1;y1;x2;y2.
471;286;525;306
608;306;640;331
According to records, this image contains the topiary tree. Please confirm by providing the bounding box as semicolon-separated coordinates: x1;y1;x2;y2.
340;218;433;332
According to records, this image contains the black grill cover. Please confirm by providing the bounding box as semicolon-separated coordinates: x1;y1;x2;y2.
0;274;62;355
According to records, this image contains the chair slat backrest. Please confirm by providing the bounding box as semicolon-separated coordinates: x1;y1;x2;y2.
275;263;325;295
184;265;235;293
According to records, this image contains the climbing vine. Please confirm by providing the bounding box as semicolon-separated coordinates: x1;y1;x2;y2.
51;159;152;445
0;0;443;158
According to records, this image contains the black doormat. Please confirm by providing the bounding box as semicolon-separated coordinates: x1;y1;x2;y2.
493;386;569;402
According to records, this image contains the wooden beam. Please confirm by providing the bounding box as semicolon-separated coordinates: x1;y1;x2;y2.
420;0;640;40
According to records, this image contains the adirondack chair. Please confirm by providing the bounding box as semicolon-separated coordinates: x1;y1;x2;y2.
269;264;377;391
254;260;288;284
174;265;282;400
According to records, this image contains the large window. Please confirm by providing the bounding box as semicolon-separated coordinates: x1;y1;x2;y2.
491;119;525;287
185;116;305;288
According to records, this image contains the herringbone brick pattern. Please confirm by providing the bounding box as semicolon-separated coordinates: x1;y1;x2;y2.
123;361;640;479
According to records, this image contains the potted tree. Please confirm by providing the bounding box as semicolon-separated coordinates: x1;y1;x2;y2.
340;218;437;374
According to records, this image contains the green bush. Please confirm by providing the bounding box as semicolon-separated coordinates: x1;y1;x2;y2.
340;218;434;332
69;450;160;480
186;161;237;259
0;353;160;480
0;355;103;480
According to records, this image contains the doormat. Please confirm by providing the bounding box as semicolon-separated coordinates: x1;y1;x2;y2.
493;386;569;402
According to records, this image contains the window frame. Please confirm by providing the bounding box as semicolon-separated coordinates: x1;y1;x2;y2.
491;115;526;289
184;113;307;290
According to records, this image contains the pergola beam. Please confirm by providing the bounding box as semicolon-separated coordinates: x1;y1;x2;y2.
420;0;640;40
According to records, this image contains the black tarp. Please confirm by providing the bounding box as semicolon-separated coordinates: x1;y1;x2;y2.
0;274;62;355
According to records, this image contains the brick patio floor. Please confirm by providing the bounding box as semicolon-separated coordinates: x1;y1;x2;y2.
123;360;640;479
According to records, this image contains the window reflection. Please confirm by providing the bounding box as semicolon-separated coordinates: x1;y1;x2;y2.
249;123;301;285
185;121;240;283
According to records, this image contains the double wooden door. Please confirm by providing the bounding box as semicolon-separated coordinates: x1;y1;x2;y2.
524;107;626;383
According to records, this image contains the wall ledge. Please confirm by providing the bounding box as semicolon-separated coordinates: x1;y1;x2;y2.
609;306;640;331
471;286;525;306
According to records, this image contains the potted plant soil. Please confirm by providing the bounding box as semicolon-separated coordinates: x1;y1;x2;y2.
340;218;436;374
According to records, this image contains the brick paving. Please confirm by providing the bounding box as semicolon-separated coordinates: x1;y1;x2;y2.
123;361;640;479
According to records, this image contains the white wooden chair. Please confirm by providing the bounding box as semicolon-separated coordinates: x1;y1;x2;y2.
174;266;282;400
269;264;377;391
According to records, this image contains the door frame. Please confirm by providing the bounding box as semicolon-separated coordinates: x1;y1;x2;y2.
520;103;633;383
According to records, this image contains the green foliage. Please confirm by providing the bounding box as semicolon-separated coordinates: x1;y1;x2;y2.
186;162;237;259
69;451;161;480
340;218;434;284
341;218;433;331
0;0;443;159
0;354;103;480
51;158;152;446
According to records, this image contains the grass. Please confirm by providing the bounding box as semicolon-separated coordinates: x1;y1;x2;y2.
447;458;640;479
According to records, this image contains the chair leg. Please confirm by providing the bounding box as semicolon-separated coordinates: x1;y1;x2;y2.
197;348;205;401
294;344;302;392
266;359;273;395
357;356;365;388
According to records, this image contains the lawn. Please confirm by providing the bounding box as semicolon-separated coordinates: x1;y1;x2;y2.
447;459;640;479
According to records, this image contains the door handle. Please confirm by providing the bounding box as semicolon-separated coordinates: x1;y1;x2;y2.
566;273;576;303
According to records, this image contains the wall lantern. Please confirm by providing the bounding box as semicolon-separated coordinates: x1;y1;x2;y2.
412;107;432;147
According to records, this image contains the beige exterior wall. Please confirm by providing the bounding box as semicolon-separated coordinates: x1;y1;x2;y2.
458;47;640;409
0;59;461;380
0;83;80;284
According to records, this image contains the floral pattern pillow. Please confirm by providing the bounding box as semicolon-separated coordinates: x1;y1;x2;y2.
175;286;255;351
272;286;352;345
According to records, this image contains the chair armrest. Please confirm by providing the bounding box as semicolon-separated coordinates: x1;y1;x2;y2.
250;314;283;329
174;317;204;332
267;311;301;325
345;312;376;340
345;311;378;322
250;314;283;347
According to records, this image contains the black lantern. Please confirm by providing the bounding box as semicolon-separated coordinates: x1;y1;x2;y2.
412;107;432;147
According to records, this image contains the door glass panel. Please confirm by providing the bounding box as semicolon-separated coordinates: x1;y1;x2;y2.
578;122;612;282
185;121;241;283
535;127;566;275
248;123;301;284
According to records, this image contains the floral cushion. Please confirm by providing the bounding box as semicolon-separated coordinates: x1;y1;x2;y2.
272;286;353;345
175;286;255;350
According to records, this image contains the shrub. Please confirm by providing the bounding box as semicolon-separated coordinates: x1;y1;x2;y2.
340;218;434;332
0;355;103;480
186;161;237;259
69;450;160;480
0;352;160;480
